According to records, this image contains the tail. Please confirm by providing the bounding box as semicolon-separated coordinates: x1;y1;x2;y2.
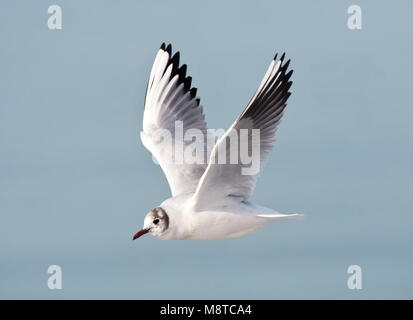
256;213;304;221
244;202;304;221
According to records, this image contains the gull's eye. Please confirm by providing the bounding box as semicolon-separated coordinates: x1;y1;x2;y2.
153;218;160;225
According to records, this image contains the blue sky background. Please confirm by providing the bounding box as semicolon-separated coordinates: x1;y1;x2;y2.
1;0;412;299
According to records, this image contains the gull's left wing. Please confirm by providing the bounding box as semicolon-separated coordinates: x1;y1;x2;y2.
192;53;293;209
141;43;211;197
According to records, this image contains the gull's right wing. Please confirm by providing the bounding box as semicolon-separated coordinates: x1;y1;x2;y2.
141;44;211;197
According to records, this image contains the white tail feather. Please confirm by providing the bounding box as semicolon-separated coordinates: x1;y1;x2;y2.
256;213;304;220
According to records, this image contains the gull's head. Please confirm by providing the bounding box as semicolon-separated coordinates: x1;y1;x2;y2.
132;206;169;240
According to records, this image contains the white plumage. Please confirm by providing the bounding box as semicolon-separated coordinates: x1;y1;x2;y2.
134;43;302;241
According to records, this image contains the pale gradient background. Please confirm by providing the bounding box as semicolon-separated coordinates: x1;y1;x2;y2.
1;0;412;299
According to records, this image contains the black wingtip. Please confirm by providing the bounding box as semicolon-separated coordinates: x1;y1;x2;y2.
190;87;197;98
155;44;200;104
280;52;286;62
282;59;291;71
177;64;187;80
273;53;278;61
165;44;172;55
184;76;192;90
170;52;180;66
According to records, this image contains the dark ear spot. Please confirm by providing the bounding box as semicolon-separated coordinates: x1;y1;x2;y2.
154;206;169;231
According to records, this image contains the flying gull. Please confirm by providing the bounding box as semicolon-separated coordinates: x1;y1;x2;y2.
133;43;302;241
